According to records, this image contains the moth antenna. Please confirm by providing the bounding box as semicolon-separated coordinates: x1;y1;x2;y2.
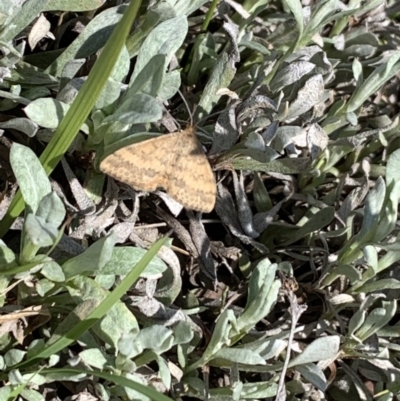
178;89;193;126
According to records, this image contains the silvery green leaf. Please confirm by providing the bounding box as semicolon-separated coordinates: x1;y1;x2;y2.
151;245;182;305
40;259;65;282
8;368;24;384
231;155;311;174
1;0;48;42
0;241;17;269
363;245;378;274
213;348;266;365
288;336;340;366
130;16;188;85
252;172;272;212
355;301;396;341
125;7;164;56
210;101;240;155
375;148;400;241
286;74;324;121
232;380;243;401
374;246;400;277
184;377;205;398
61;158;96;214
0;89;27;111
110;45;131;83
232;171;259;238
337;177;369;221
355;0;385;18
272;126;302;152
23;86;52;101
304;0;339;36
95;274;114;290
173;321;194;345
203;309;237;361
352;58;363;88
105;93;162;124
329;294;355;305
246;258;272;305
347;51;400;113
187;32;217;86
24;98;70;129
36;279;55;296
65;279;139;349
10;143;51;214
344;44;375;58
280;207;335;246
237;95;277;123
243;337;286;361
241;381;278;398
39;370;86;383
36;191;66;229
45;0;106;11
307;123;328;160
122;374;152;401
56;77;83;104
245;132;265;151
223;21;240;59
100;246;167;278
25;214;58;248
79;348;110;370
356;279;400;293
236;262;280;333
359;176;386;240
196;51;238;121
59;59;86;92
346;111;358;126
283;0;304;33
348;309;367;337
26;339;45;360
166;0;209;15
127;55;166;98
48;296;97;344
62;233;116;278
46;5;126;76
0;388;11;399
155;355;171;389
95;78;123;110
20;388;44;401
158;70;181;101
239;40;269;56
373;240;400;252
270;61;315;92
135;325;174;354
296;364;327;391
0;117;38;137
264;18;299;49
118;331;139;359
4;349;26;366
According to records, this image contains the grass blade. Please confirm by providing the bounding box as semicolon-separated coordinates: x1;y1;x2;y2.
13;235;168;369
0;0;143;238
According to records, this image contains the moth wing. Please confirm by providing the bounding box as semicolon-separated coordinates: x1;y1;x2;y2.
100;133;179;192
167;127;216;213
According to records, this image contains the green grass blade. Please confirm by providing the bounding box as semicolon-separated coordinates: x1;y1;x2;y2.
13;235;169;370
0;0;143;238
41;368;175;401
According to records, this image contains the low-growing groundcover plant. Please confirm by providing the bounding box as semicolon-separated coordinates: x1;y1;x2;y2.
0;0;400;400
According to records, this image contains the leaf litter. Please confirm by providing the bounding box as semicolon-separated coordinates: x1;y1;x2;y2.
0;1;400;400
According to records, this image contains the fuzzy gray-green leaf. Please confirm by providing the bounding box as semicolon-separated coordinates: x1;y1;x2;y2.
10;143;51;214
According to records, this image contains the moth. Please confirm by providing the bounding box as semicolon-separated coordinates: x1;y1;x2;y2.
100;125;216;213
